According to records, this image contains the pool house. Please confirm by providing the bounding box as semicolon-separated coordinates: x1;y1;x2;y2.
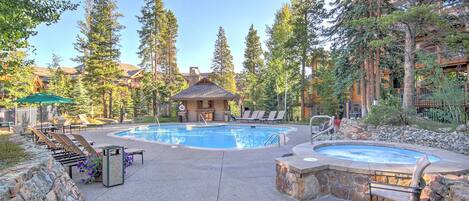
172;78;237;122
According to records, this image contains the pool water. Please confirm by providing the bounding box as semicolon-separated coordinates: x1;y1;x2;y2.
316;145;440;164
115;125;291;149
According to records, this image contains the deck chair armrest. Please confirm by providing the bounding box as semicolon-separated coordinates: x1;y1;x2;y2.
370;181;421;193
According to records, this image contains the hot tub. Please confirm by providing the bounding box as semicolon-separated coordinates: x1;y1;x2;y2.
315;144;440;164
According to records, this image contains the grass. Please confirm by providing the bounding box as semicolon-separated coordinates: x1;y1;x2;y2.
133;116;178;124
0;131;28;169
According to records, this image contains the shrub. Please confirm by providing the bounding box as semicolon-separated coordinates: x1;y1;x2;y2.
364;96;415;126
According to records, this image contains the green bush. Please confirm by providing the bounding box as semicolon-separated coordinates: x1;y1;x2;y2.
364;96;415;126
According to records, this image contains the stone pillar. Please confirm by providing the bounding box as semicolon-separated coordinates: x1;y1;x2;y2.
276;163;321;201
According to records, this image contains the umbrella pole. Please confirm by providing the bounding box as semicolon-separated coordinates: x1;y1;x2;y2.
40;104;43;131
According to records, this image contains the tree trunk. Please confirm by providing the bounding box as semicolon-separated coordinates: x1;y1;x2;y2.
152;91;157;116
402;24;416;109
367;51;374;111
375;48;381;102
300;58;306;121
102;91;107;118
360;78;368;117
108;90;113;118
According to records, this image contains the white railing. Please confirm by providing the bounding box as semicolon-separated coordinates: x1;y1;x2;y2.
199;114;207;125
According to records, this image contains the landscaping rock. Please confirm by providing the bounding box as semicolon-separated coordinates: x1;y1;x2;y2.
0;134;84;201
336;119;469;155
456;124;467;132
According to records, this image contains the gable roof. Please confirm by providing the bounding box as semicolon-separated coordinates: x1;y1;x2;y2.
172;78;237;101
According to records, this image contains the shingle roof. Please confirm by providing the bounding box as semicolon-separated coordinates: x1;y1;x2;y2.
172;78;237;101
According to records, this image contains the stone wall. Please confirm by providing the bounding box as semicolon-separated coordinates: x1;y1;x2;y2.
276;160;469;201
0;134;84;201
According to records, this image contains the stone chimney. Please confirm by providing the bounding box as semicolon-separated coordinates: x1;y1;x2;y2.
188;67;202;86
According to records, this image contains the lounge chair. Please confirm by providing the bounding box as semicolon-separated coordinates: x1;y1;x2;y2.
242;111;259;123
233;110;251;122
244;110;265;122
254;111;265;122
261;111;277;123
50;133;89;177
72;134;145;164
369;155;431;201
29;127;63;152
266;110;285;123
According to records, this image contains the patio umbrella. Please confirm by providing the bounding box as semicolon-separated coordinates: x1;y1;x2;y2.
15;93;74;130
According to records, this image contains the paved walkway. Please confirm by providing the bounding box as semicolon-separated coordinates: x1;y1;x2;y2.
74;123;312;201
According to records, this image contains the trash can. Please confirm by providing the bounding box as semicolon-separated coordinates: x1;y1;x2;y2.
102;146;124;187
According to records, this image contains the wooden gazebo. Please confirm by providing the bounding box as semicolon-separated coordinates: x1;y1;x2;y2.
171;78;237;122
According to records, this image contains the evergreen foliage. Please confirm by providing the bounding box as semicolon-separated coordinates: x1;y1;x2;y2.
289;0;325;120
210;27;237;93
240;25;264;110
74;0;124;118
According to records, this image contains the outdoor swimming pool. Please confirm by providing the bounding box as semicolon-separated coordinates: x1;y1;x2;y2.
315;144;440;164
115;125;292;149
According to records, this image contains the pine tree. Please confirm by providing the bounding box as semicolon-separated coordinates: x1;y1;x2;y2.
75;0;124;118
376;1;450;109
241;25;264;110
326;0;394;117
68;76;90;116
161;9;186;101
137;0;167;116
210;27;236;93
289;0;325;120
47;54;72;98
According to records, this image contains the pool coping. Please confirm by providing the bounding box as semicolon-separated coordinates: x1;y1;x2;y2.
106;122;298;151
279;140;469;175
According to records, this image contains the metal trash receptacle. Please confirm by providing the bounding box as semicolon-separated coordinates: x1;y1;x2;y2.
103;146;124;187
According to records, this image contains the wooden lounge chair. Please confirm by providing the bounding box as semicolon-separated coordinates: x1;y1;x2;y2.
49;133;90;178
72;134;145;164
30;127;60;150
369;155;431;201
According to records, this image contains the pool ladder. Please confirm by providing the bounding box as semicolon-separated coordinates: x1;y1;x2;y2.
264;133;285;147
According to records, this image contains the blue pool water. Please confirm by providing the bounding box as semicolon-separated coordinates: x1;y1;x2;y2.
316;145;440;164
115;125;291;149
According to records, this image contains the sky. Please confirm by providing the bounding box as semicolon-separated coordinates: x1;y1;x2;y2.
29;0;289;73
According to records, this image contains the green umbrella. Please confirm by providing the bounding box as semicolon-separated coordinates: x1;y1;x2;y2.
16;93;74;130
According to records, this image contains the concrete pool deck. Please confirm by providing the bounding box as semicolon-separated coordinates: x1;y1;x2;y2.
73;123;312;201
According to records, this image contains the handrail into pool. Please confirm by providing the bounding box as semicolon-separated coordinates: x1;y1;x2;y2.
155;116;160;127
264;133;284;147
199;114;208;125
309;115;334;143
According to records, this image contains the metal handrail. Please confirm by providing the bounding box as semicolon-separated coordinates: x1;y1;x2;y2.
309;115;335;143
264;134;282;147
155;115;160;127
199;114;207;125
